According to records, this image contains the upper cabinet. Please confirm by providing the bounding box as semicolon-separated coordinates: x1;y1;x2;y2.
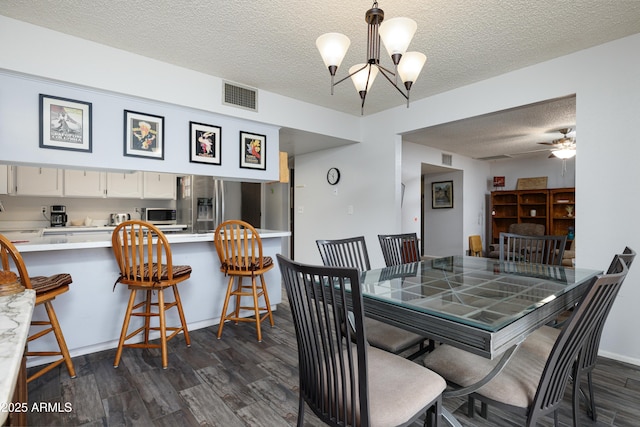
0;165;7;195
13;166;63;196
2;166;176;200
106;172;143;199
143;172;176;200
64;169;106;198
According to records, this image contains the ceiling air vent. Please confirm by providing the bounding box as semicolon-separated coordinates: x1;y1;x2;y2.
441;153;453;166
223;81;258;112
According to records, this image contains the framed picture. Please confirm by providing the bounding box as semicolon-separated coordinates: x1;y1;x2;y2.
432;180;453;209
39;94;92;152
124;110;164;159
239;131;266;170
189;121;221;165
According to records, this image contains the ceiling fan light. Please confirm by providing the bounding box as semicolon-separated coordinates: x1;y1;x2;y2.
349;63;378;93
552;148;576;159
316;33;351;70
397;51;427;84
379;17;417;60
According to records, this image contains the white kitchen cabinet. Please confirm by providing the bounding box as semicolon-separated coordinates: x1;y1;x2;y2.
14;166;63;196
143;172;176;199
64;170;106;197
106;172;143;198
0;165;7;194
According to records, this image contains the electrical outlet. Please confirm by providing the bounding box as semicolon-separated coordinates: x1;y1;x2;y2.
41;206;47;215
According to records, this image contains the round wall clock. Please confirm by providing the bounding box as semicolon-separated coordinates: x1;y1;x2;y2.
327;167;340;185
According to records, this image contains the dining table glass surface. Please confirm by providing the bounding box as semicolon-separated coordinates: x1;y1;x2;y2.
358;255;601;333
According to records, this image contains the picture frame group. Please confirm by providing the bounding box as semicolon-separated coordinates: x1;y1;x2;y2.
38;94;270;173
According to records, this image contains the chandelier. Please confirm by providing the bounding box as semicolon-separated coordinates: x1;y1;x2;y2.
316;1;427;114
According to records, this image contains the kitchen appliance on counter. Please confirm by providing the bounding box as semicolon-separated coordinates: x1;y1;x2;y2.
109;213;131;225
141;208;176;225
50;205;67;227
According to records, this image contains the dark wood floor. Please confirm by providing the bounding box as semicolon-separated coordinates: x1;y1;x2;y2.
27;297;640;427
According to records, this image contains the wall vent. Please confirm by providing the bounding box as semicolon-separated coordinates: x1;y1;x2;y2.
441;153;453;166
223;81;258;112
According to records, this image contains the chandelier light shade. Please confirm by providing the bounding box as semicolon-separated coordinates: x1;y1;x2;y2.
316;1;427;114
397;52;427;88
379;17;417;62
349;63;379;94
315;33;351;74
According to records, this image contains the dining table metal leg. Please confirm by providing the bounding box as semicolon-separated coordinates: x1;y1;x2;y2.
441;407;464;427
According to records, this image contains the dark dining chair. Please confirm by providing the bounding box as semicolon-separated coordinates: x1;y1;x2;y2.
317;236;429;359
423;255;629;427
277;254;446;427
574;246;635;422
499;232;567;265
378;233;421;267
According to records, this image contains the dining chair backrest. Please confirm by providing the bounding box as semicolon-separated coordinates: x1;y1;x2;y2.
469;235;483;257
378;233;421;267
276;254;371;426
316;236;371;272
499;232;567;265
526;257;628;425
574;247;636;420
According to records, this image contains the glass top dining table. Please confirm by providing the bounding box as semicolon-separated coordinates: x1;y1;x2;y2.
357;255;601;359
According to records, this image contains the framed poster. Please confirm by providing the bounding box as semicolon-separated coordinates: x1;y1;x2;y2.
39;94;92;152
189;121;221;165
239;131;266;170
124;110;164;160
432;180;453;209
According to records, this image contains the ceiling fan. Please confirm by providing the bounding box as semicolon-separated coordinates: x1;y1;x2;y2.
538;128;576;158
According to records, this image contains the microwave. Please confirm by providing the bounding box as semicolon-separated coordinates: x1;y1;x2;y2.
142;208;176;225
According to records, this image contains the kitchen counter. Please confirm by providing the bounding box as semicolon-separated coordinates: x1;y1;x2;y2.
0;290;35;425
13;228;290;369
4;228;289;252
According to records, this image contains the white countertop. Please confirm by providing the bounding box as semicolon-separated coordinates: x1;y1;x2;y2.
0;289;35;424
5;229;290;253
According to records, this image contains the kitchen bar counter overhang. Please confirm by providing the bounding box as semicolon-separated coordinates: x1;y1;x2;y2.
12;229;290;368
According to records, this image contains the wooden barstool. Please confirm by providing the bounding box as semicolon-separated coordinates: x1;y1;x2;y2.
214;220;274;342
111;221;191;369
0;234;76;383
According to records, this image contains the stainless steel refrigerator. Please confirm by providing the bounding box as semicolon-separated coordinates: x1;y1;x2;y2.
177;175;241;233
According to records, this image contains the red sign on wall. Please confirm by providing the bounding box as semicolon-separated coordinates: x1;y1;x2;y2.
493;176;505;187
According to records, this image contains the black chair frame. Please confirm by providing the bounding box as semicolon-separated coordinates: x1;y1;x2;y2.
467;256;629;426
378;233;421;267
499;232;567;265
277;255;443;427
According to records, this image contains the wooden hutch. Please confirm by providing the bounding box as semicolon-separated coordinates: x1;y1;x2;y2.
490;187;575;245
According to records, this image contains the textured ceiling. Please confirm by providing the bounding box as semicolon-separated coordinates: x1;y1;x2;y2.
1;0;639;157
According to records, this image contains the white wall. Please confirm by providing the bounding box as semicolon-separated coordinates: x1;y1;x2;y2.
2;14;640;364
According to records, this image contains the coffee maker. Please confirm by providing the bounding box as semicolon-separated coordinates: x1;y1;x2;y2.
50;205;67;227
